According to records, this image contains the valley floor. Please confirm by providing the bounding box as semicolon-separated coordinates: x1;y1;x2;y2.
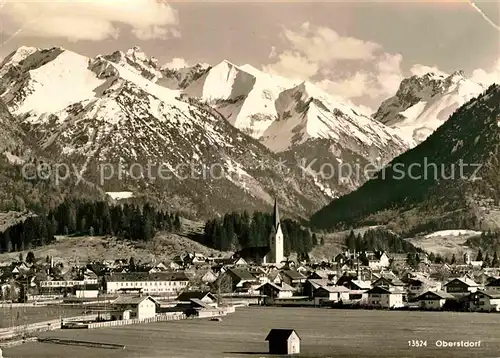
5;307;500;357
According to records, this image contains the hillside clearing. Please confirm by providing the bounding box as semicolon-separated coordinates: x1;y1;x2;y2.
0;232;225;266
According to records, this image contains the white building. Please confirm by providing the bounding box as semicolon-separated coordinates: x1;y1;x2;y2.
264;199;284;265
415;290;455;310
40;279;98;288
366;286;404;308
74;284;99;299
313;285;350;305
470;290;500;312
111;296;158;320
104;272;189;294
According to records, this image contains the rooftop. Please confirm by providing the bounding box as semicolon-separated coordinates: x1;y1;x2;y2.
112;295;158;305
265;329;300;341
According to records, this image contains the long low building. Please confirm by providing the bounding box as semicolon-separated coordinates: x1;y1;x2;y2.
104;272;190;294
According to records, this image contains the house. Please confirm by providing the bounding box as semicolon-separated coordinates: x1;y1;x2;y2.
176;291;218;307
443;277;480;295
469;261;483;269
248;267;269;284
257;282;295;299
74;284;99;299
169;261;182;270
415;290;455;310
361;251;390;270
336;272;358;287
111;295;159;320
371;273;406;290
303;279;332;297
313;285;349;305
224;268;259;292
281;270;307;288
346;280;371;291
213;257;248;268
485;277;500;291
234;246;270;265
201;270;218;284
103;272;189;294
267;270;283;285
407;277;441;298
366;286;404;308
191;253;207;265
347;290;369;304
469;290;500;312
265;329;301;355
295;265;309;274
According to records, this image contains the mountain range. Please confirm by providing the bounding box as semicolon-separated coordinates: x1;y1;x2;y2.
0;45;492;223
311;84;500;233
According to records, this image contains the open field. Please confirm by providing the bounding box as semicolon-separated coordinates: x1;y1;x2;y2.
0;306;84;328
405;230;481;257
5;307;500;357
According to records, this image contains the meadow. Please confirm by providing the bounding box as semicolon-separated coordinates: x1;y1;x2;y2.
0;306;85;328
4;307;500;357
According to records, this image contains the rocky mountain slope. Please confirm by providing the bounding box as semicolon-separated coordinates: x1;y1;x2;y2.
166;58;409;197
374;71;485;146
311;84;500;234
0;46;334;218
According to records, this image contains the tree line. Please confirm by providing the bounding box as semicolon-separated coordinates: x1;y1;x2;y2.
0;199;182;253
201;211;321;255
344;228;421;254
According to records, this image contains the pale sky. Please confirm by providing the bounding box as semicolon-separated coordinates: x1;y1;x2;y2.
0;0;498;111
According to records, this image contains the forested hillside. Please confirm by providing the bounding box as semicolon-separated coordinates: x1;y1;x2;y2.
0;199;182;253
201;211;318;256
311;85;500;233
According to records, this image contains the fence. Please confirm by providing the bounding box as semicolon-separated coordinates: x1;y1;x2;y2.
0;314;98;342
86;313;187;329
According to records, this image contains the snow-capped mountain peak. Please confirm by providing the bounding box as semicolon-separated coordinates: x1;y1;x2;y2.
102;46;161;82
0;45;339;217
374;70;485;145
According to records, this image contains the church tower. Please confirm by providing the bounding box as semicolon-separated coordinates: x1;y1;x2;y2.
269;198;284;265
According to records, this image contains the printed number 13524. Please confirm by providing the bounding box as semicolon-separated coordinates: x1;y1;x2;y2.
408;340;427;347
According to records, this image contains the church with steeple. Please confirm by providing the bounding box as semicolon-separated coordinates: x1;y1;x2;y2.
264;198;284;265
233;198;285;266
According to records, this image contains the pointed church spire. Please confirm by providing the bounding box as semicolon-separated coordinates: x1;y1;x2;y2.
273;197;280;229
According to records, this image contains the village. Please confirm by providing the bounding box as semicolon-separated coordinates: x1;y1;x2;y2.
1;247;500;317
0;202;499;356
0;201;499;325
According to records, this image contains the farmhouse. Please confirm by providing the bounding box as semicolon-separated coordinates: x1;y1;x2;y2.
407;277;441;298
224;268;260;292
303;279;333;297
485;278;500;291
313;285;349;305
346;279;371;291
443;277;479;295
371;273;406;289
281;270;307;288
176;291;218;307
366;286;404;308
257;282;295;299
265;329;301;355
111;295;159;320
361;251;390;269
470;290;500;312
104;272;189;294
415;290;455;310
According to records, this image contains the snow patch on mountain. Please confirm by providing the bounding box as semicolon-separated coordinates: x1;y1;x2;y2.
375;71;485;145
262;81;408;153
